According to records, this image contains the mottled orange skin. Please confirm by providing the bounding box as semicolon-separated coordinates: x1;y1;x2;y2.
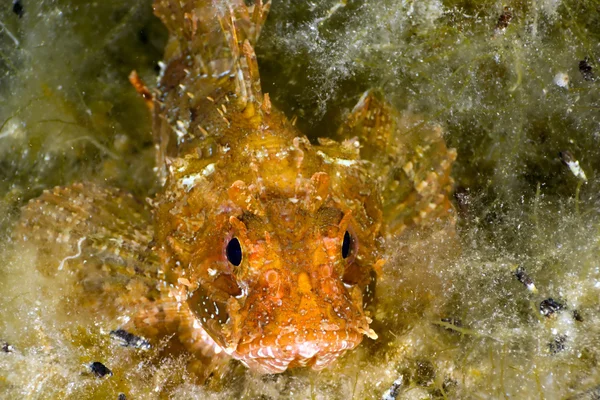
151;0;382;372
15;0;456;380
155;126;382;372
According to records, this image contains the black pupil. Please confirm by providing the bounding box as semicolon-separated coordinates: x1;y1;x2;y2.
226;238;242;266
342;231;351;259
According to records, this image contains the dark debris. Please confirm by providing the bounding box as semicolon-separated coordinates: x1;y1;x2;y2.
90;361;113;378
2;341;13;353
514;266;537;292
495;7;513;34
566;384;600;400
118;394;127;400
559;150;587;181
414;360;436;386
540;298;565;317
12;1;24;18
110;329;151;350
453;186;471;214
381;376;404;400
549;335;567;354
579;58;595;81
559;150;575;166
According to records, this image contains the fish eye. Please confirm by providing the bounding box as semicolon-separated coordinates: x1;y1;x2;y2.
342;231;352;259
226;237;242;266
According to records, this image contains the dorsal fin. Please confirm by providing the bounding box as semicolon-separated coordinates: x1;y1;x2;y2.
152;0;271;183
153;0;269;106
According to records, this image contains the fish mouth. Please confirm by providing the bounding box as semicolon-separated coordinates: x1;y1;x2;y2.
231;328;366;374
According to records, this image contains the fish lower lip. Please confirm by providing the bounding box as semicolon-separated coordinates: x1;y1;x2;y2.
232;329;364;373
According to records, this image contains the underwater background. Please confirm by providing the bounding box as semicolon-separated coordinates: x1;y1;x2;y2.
1;0;600;398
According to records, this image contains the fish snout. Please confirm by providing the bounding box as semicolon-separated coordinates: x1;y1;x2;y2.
230;267;374;373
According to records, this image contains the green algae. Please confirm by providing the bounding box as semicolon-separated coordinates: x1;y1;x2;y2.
1;0;600;399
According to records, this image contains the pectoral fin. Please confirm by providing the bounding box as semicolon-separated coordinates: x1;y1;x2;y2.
14;183;161;311
338;89;457;236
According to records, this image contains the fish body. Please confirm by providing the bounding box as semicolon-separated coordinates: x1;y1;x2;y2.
151;0;382;373
15;0;456;378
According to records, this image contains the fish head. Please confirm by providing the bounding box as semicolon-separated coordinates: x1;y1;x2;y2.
219;197;380;373
159;134;383;373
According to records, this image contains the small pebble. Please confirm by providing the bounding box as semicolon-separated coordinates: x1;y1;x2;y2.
381;376;404;400
110;329;151;350
553;72;569;88
514;266;537;293
90;361;113;378
559;150;587;182
2;341;13;353
549;335;567;354
540;298;564;317
12;1;24;18
118;394;127;400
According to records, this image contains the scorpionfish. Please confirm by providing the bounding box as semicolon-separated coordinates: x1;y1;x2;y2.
14;0;456;379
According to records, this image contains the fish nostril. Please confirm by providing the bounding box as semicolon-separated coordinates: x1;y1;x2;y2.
265;269;279;286
264;269;285;299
